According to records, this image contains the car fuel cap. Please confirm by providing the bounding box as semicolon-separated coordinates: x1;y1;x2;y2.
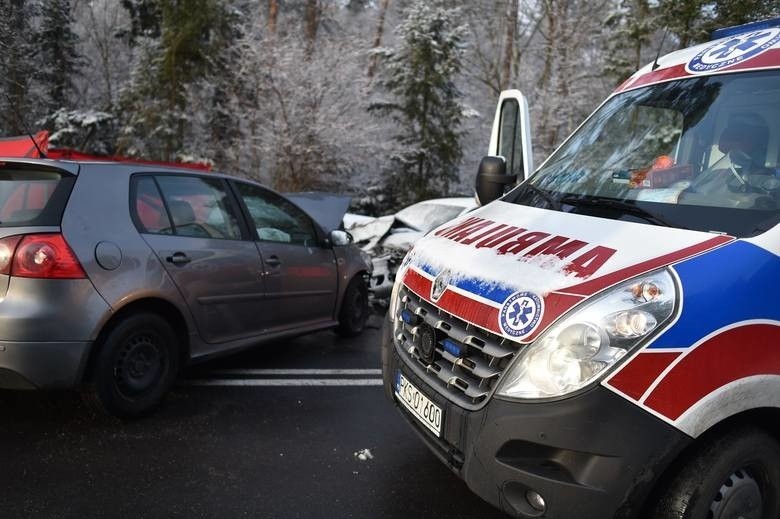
95;241;122;271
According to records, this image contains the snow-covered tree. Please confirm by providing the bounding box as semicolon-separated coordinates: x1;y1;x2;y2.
73;0;134;111
116;0;236;161
658;0;780;49
370;0;469;206
603;0;658;84
37;0;81;115
0;0;40;135
40;109;117;155
529;0;612;161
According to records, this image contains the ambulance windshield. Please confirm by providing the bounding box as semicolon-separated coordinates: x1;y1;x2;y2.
508;70;780;237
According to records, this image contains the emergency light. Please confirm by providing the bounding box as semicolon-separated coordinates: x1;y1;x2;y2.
711;17;780;41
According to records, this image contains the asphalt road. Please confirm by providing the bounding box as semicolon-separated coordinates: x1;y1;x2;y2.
0;315;507;519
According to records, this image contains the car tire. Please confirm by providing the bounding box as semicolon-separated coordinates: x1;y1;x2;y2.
336;276;369;337
88;313;180;419
649;426;780;519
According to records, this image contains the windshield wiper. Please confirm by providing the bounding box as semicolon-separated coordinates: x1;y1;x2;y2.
559;195;681;228
522;183;561;210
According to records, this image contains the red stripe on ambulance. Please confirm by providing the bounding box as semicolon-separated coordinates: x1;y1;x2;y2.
644;324;780;420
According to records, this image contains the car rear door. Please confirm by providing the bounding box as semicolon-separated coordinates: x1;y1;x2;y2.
231;181;338;331
132;174;267;344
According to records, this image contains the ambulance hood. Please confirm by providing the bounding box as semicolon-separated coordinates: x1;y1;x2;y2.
400;201;733;344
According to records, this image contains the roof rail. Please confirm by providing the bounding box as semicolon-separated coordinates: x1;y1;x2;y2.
711;17;780;41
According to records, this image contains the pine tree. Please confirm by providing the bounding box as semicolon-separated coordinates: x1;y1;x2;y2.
120;0;161;44
116;0;237;161
705;0;780;35
603;0;658;85
0;0;39;135
37;0;81;115
658;0;780;49
370;0;468;206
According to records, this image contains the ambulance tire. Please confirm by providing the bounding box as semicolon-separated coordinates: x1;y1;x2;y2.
649;426;780;519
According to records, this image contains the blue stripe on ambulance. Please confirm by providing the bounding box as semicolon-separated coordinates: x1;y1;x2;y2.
650;240;780;349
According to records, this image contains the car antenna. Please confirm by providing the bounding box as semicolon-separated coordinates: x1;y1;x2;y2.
2;93;47;158
26;132;47;158
651;26;669;71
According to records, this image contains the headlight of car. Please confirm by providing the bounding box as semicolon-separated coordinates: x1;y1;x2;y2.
496;269;677;400
388;252;413;322
388;275;403;322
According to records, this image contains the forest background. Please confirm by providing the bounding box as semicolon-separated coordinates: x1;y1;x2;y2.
1;0;778;213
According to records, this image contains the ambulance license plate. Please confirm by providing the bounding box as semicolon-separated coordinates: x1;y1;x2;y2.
395;372;443;437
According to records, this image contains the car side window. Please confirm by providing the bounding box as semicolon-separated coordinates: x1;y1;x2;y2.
132;176;173;234
235;182;317;246
152;175;243;240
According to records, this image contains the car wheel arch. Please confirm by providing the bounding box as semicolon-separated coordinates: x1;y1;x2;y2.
337;270;370;315
83;297;191;383
640;407;780;518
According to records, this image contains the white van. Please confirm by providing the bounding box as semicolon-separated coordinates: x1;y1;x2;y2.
382;18;780;519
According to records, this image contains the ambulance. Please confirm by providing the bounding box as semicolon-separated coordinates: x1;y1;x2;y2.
381;19;780;519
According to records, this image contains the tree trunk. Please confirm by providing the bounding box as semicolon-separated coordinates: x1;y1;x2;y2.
500;0;518;90
268;0;278;34
367;0;391;78
305;0;319;53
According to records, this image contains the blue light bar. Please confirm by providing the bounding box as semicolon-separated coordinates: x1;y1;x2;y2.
711;18;780;41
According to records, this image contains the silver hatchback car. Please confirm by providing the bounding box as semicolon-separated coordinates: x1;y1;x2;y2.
0;158;370;417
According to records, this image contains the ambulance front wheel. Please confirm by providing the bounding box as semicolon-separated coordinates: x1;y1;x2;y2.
649;426;780;519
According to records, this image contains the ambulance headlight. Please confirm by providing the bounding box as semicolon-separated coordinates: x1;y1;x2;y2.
388;252;412;323
389;278;402;322
496;269;677;399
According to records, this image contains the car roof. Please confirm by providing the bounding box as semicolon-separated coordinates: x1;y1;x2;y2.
0;157;81;175
0;156;239;179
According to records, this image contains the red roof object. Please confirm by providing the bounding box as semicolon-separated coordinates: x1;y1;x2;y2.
0;131;49;158
0;131;212;171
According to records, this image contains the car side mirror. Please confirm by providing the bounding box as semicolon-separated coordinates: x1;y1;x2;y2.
330;229;353;246
475;156;517;205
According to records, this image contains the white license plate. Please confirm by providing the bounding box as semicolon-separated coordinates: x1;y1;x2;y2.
395;372;443;437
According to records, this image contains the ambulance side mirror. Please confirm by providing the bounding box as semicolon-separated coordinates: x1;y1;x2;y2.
480;90;534;206
475;156;516;205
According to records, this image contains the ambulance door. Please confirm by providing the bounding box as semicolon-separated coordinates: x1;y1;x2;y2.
488;90;534;183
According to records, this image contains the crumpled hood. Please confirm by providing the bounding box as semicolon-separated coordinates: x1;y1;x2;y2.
400;200;733;343
346;215;395;251
285;192;351;233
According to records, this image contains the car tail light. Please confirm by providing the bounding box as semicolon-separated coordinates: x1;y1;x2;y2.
0;235;22;275
9;234;86;279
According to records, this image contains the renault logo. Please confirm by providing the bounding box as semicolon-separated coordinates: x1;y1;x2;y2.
431;269;451;301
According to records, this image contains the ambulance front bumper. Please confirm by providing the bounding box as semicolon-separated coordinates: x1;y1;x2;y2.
381;317;692;518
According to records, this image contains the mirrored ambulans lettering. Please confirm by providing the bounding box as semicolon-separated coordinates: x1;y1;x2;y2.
434;216;617;278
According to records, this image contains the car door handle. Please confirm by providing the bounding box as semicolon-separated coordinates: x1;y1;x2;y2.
265;256;281;268
166;252;191;265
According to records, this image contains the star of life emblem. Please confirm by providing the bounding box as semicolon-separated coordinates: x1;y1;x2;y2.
499;291;544;339
431;269;451;302
686;28;780;74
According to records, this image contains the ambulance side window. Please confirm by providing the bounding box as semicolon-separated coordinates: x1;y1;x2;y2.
498;99;523;180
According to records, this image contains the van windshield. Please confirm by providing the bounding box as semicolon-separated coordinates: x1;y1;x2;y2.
506;70;780;237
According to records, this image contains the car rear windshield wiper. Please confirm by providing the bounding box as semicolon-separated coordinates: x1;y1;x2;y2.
558;195;681;228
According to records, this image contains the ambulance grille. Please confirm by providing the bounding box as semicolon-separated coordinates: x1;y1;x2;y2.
395;287;520;410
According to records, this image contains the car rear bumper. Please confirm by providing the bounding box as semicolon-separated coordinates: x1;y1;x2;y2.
0;340;92;389
0;277;110;389
380;317;692;518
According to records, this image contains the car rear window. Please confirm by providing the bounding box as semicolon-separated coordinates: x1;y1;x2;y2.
0;165;75;227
